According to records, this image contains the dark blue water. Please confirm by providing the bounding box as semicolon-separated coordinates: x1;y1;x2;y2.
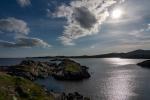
0;58;51;66
1;58;150;100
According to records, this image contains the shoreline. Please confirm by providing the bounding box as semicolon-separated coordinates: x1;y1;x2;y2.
0;58;91;100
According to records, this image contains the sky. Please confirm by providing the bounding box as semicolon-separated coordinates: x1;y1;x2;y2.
0;0;150;58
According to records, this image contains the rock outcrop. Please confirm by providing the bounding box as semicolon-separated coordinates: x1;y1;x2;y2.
2;60;57;80
0;59;91;81
137;60;150;68
53;59;91;80
57;92;90;100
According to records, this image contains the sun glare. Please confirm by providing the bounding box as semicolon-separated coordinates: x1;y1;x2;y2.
111;8;123;19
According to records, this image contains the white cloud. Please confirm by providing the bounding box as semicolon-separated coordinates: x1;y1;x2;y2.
90;45;96;49
114;23;150;49
17;0;31;7
0;37;51;48
15;37;51;48
0;17;30;36
148;24;150;30
0;40;16;48
0;17;52;48
129;23;150;37
52;0;126;45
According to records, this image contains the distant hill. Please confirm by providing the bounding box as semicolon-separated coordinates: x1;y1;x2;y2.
69;49;150;59
29;49;150;59
120;49;150;59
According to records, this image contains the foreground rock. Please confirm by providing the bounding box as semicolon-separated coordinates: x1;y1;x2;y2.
137;60;150;68
53;59;91;80
57;92;90;100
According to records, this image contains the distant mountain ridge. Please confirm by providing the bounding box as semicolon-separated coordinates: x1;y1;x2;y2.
65;49;150;59
120;49;150;59
28;49;150;59
79;49;150;59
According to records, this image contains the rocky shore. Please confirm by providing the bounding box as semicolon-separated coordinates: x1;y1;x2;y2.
0;58;91;100
56;92;90;100
137;60;150;68
0;59;91;81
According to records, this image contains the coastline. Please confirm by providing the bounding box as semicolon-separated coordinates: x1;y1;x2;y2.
0;58;91;100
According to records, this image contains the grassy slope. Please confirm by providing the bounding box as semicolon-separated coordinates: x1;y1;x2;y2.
62;59;81;73
0;72;55;100
65;65;81;73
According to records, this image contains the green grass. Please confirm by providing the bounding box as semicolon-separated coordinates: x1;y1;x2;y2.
14;65;35;73
0;73;55;100
65;65;81;73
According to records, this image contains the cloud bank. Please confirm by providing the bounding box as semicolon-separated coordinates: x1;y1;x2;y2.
15;37;51;48
0;17;51;48
0;37;51;48
0;17;29;35
17;0;31;7
53;0;126;45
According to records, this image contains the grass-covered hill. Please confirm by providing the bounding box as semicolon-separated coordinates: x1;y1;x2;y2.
0;72;55;100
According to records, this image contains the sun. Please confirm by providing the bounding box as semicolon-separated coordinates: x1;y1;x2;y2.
111;8;123;19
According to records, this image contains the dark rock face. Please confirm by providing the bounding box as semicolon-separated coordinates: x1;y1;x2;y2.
58;92;90;100
137;60;150;68
53;59;91;80
8;69;35;80
6;60;58;80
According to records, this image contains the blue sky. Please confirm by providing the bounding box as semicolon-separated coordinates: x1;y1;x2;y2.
0;0;150;57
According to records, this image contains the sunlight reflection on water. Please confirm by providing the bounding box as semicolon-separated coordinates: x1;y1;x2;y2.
32;58;149;100
104;58;138;65
102;70;137;100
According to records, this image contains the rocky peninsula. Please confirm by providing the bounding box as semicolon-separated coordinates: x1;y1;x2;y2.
0;58;91;100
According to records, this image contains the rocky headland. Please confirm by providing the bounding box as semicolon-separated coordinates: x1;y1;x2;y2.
0;58;91;100
0;59;91;81
53;59;90;80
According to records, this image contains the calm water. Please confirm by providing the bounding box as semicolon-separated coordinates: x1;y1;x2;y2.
1;58;150;100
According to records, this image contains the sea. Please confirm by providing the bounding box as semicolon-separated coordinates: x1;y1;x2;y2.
0;58;150;100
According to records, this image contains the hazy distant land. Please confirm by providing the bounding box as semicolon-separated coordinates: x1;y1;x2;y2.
28;49;150;59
